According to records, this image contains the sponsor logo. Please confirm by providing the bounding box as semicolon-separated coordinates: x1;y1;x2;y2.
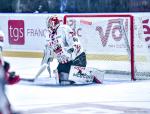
142;19;150;49
96;19;125;47
73;72;93;79
72;66;93;82
67;19;82;37
8;20;25;45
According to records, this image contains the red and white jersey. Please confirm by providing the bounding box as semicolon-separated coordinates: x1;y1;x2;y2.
0;30;4;65
46;25;84;62
0;30;4;49
0;60;11;114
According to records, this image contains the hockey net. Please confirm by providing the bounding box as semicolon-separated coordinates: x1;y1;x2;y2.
63;14;150;81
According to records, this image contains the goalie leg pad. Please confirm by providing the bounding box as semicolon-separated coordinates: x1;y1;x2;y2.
92;69;105;84
69;66;105;84
69;66;94;84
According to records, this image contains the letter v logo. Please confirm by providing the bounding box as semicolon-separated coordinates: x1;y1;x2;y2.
96;19;122;47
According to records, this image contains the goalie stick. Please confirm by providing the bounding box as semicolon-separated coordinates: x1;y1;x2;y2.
20;63;51;82
33;63;51;81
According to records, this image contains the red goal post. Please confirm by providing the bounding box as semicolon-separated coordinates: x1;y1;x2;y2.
63;14;149;81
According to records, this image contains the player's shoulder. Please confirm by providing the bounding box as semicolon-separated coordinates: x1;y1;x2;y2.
59;24;72;31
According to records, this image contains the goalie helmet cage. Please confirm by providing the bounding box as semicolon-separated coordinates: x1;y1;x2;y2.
63;14;150;81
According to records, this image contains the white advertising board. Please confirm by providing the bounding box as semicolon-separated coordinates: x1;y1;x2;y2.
0;13;149;60
0;14;64;52
64;15;132;55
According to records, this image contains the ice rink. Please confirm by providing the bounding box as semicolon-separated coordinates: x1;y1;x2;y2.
4;57;150;114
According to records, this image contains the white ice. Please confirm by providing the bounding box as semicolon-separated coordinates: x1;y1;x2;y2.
4;57;150;114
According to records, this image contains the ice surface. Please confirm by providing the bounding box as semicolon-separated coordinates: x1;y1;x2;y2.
4;57;150;114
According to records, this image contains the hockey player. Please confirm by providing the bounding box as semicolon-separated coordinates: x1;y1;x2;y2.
43;15;86;84
35;15;104;85
0;59;13;114
0;30;20;85
0;30;20;114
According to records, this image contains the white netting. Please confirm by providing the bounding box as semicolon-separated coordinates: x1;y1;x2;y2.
64;14;150;81
134;17;150;79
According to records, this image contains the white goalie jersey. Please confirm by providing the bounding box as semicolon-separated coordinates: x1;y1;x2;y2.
45;24;83;64
35;16;104;85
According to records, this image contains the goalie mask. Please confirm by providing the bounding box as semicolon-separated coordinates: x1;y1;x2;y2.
47;15;60;32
